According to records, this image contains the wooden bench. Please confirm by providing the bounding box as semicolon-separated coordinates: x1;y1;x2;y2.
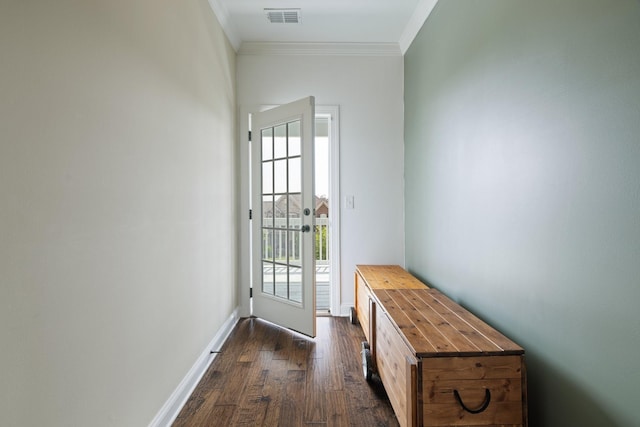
353;265;428;349
354;265;528;427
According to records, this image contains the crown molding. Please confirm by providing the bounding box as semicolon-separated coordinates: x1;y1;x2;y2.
399;0;439;55
207;0;241;51
238;42;402;57
210;0;439;56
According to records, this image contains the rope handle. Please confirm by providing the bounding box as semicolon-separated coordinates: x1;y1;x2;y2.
453;389;491;414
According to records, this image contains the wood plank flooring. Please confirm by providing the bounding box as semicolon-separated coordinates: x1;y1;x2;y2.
173;316;399;426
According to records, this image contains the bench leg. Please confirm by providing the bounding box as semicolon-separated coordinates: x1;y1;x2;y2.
349;306;358;325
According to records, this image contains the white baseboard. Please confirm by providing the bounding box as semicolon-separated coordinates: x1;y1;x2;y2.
340;303;354;317
148;307;240;427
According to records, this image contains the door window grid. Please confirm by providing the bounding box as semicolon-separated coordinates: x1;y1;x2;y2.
261;120;303;303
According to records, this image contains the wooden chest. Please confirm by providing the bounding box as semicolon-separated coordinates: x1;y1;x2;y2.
354;265;428;345
354;266;527;427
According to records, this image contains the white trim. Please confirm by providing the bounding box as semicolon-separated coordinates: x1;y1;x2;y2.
148;308;240;427
208;0;438;55
238;106;253;318
399;0;439;55
238;42;401;57
316;106;342;317
206;0;241;51
339;303;353;317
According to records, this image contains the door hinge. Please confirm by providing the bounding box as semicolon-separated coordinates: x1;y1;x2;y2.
250;287;253;298
249;209;252;220
248;130;252;141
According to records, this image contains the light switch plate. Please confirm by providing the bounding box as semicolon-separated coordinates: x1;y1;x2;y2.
346;195;354;209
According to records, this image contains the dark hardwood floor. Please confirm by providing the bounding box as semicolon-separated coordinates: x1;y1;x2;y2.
173;316;399;426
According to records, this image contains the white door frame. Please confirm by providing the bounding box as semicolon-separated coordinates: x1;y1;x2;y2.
238;105;341;318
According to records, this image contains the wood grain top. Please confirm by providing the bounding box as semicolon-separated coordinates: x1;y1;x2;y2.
373;288;524;358
356;265;428;290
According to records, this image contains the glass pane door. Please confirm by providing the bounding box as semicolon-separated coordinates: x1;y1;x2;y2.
261;120;303;304
251;96;315;337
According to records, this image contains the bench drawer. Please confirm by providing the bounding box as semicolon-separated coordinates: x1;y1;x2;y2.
422;356;525;427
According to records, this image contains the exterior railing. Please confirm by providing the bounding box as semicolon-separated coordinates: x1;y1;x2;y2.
263;216;329;265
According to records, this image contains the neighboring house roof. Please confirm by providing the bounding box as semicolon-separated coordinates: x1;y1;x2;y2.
263;195;329;217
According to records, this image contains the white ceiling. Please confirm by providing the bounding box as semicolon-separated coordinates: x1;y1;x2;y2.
209;0;439;54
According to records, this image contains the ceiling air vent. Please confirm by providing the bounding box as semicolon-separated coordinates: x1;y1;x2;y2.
265;8;301;24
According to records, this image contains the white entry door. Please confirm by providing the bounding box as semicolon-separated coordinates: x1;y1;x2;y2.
251;96;316;337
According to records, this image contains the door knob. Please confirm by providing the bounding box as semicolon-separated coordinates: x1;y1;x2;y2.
301;225;311;232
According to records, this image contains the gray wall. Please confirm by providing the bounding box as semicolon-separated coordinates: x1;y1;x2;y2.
404;1;640;426
0;1;237;426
